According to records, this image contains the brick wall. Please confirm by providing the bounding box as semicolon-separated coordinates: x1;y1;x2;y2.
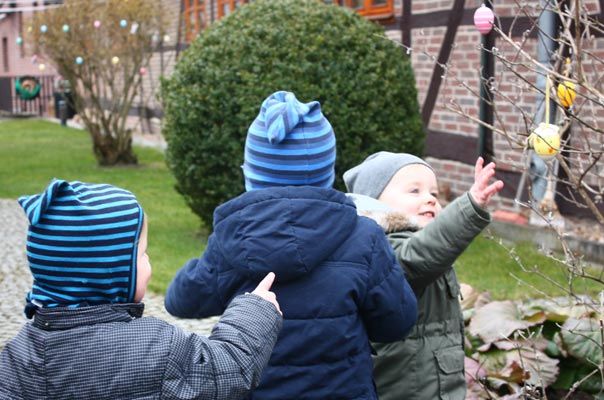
397;0;604;216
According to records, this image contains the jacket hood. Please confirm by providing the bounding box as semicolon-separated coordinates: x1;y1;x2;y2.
212;186;358;282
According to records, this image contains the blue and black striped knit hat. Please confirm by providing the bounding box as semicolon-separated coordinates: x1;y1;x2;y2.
242;91;336;191
18;179;144;318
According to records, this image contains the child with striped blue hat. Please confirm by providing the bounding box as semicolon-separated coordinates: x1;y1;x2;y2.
0;179;283;400
165;91;418;400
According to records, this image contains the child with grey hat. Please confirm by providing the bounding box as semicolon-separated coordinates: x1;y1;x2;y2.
344;152;503;400
0;179;282;400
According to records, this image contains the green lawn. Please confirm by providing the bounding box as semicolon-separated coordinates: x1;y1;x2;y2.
456;232;603;300
0;119;205;294
1;118;601;300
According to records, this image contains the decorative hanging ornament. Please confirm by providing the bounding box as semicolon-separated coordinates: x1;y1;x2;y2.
139;67;146;75
27;26;33;33
130;22;139;34
94;20;101;28
529;123;560;160
62;24;70;33
40;25;48;33
120;19;128;28
38;63;46;71
474;4;494;35
163;35;170;43
16;37;23;45
557;81;576;108
528;74;561;160
31;54;38;64
111;56;120;65
76;56;84;65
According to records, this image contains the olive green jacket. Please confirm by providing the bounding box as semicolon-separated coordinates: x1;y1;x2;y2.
364;193;490;400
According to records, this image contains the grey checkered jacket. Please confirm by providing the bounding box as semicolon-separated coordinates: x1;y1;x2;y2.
0;294;282;400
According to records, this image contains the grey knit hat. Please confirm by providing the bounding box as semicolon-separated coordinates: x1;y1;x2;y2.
343;152;432;199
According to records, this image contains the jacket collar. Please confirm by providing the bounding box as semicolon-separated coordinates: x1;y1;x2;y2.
32;303;145;331
359;210;418;234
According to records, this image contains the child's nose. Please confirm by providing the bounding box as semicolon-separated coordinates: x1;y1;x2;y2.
425;194;437;204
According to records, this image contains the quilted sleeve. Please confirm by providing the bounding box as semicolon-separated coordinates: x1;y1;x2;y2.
164;234;229;318
163;294;282;400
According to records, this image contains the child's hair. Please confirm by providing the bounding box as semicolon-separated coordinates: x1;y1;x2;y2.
343;152;433;199
18;179;144;317
242;91;336;191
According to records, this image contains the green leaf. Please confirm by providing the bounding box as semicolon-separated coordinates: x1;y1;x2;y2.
559;317;602;365
469;301;544;343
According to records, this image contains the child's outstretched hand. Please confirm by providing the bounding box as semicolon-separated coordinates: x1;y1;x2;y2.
469;157;504;208
250;272;282;315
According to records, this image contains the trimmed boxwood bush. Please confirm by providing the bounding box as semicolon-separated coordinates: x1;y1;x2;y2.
161;0;424;227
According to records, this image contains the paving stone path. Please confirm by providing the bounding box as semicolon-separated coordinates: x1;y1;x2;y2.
0;199;218;350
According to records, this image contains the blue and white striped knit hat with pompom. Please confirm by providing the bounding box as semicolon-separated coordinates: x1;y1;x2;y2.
18;179;143;317
242;91;336;191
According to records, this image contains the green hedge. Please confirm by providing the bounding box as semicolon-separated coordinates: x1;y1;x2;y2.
161;0;424;227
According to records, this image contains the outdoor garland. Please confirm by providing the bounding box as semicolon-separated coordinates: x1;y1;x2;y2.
15;76;41;100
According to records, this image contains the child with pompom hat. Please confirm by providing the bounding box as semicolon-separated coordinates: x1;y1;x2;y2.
165;91;418;400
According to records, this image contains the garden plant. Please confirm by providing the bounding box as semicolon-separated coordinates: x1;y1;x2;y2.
161;0;424;227
26;0;166;165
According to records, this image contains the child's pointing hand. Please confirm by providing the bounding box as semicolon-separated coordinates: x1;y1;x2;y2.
250;272;282;315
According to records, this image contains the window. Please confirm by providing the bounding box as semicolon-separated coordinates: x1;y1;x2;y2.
217;0;250;19
184;0;208;41
328;0;394;20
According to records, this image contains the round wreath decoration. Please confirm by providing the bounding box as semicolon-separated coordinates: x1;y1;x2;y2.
15;76;41;100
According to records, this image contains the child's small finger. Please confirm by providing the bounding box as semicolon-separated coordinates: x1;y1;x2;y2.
256;272;276;291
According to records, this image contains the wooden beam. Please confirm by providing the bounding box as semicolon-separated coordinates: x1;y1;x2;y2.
421;0;466;126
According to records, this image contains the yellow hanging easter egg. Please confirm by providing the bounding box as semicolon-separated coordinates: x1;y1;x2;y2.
530;123;560;160
557;81;576;108
111;56;120;65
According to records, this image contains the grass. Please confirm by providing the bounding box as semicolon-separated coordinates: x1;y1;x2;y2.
456;233;603;301
1;118;601;300
0;119;205;294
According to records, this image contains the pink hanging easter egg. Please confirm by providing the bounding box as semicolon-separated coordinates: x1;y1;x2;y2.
474;4;494;35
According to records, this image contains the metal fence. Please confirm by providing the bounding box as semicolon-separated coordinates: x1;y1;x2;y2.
0;75;56;116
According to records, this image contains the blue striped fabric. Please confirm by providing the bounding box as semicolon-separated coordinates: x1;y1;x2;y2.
243;91;336;191
17;179;143;315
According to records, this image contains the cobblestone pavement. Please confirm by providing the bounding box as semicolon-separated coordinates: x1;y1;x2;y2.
0;199;218;350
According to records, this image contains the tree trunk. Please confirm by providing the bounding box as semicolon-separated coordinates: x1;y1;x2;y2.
88;123;138;166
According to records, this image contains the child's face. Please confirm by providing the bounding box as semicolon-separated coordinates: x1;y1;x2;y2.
134;216;152;302
378;164;442;228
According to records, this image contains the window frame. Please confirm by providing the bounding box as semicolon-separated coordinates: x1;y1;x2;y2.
183;0;208;42
342;0;394;20
216;0;249;19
